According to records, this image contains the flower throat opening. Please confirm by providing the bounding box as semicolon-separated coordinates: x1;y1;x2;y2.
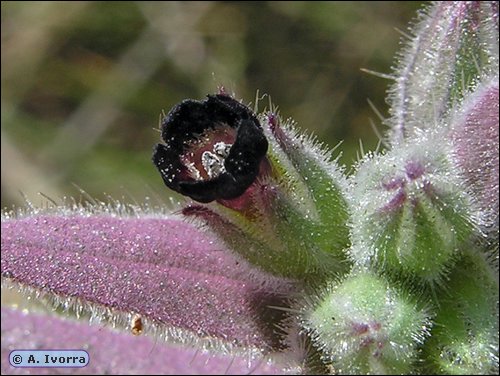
180;125;237;181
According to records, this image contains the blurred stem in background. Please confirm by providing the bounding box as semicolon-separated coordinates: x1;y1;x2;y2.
1;1;422;209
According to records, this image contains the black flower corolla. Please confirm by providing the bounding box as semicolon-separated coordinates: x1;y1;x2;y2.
153;94;268;203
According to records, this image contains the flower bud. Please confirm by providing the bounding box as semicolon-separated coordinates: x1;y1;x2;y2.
387;1;499;144
302;272;430;374
350;134;474;283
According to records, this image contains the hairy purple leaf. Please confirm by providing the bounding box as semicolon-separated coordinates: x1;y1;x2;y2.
1;307;286;375
1;214;296;358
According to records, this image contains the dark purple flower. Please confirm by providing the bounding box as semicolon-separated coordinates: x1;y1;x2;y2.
152;94;269;203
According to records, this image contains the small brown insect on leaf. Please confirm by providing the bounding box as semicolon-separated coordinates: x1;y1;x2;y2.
131;314;143;336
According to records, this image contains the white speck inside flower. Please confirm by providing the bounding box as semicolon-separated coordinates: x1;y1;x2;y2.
201;141;233;178
202;150;226;179
180;124;236;181
213;142;232;158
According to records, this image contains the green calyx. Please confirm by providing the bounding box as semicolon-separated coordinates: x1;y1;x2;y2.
304;272;430;375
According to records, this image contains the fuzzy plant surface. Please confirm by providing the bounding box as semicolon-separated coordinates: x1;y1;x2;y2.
1;1;498;375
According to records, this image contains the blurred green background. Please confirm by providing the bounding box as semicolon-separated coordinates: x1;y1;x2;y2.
1;1;423;209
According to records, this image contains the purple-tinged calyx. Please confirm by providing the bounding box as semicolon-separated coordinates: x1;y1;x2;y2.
380;160;428;213
303;273;430;374
350;138;475;282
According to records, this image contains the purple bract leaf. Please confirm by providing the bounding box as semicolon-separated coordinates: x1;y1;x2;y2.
1;307;286;375
1;214;296;358
451;78;499;229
